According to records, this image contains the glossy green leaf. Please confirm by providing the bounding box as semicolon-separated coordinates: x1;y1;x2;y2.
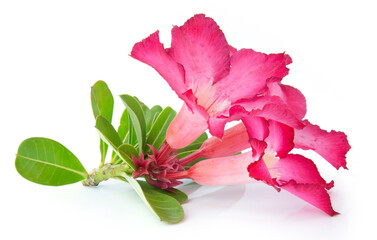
15;138;87;186
95;116;136;170
147;105;163;132
146;107;176;151
138;181;187;204
91;81;114;165
120;95;146;153
116;144;138;168
122;174;184;223
91;81;114;121
95;116;122;150
117;109;133;144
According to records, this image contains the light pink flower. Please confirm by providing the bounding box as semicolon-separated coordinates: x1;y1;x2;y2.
131;14;292;149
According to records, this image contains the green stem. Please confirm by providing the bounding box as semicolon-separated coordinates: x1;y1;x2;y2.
82;163;132;186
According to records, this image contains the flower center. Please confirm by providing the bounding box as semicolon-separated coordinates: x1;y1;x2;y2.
194;81;230;117
262;149;281;179
131;142;185;189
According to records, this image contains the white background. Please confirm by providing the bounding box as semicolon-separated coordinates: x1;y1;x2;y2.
1;0;376;239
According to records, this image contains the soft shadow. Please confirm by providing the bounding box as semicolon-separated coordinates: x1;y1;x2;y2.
178;182;202;196
184;184;247;220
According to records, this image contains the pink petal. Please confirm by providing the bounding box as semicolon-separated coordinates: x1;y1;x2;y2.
234;96;304;129
188;152;255;185
207;117;228;139
267;81;307;119
131;31;187;98
248;157;275;187
166;103;208;149
277;154;332;189
293;121;351;169
281;180;339;216
242;116;269;157
228;45;237;56
249;103;304;129
215;49;292;103
265;120;294;157
199;122;250;158
171;14;230;90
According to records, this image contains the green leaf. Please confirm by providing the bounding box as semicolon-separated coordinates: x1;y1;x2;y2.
120;95;146;153
122;174;184;223
138;181;187;204
91;81;114;121
95;116;136;170
147;105;163;132
117;109;131;143
146;107;176;151
91;81;114;165
95;116;122;150
15;138;87;186
116;144;138;168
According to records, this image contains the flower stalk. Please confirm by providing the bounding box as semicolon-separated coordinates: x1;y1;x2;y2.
82;163;132;186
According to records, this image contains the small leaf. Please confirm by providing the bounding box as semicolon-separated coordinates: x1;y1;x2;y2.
116;144;138;168
117;109;131;143
146;107;176;151
91;81;114;121
15;138;87;186
95;116;122;150
177;149;197;159
138;181;187;204
95;116;136;170
122;174;184;223
147;105;163;132
91;81;114;164
120;95;147;153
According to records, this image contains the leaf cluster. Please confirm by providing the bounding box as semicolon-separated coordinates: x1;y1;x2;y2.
15;80;207;223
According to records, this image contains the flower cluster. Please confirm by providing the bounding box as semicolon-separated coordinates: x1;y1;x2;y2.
131;14;350;216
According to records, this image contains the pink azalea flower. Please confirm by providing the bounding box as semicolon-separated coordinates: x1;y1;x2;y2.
131;14;292;149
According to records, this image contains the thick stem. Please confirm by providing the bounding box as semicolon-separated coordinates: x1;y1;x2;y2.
82;163;132;186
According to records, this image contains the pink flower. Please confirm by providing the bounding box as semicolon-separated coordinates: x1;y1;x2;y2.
169;120;350;216
131;14;292;149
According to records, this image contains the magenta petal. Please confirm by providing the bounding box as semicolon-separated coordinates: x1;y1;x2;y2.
171;14;230;89
277;154;331;187
249;103;304;129
166;103;208;149
215;49;292;103
235;96;304;129
293;121;351;169
248;157;275;187
188;152;255;185
131;31;187;98
265;120;294;157
267;82;307;119
281;181;339;216
242;116;269;157
228;45;237;57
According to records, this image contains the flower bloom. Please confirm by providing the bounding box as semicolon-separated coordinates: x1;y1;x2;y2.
168;120;350;216
131;13;351;216
131;14;293;149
